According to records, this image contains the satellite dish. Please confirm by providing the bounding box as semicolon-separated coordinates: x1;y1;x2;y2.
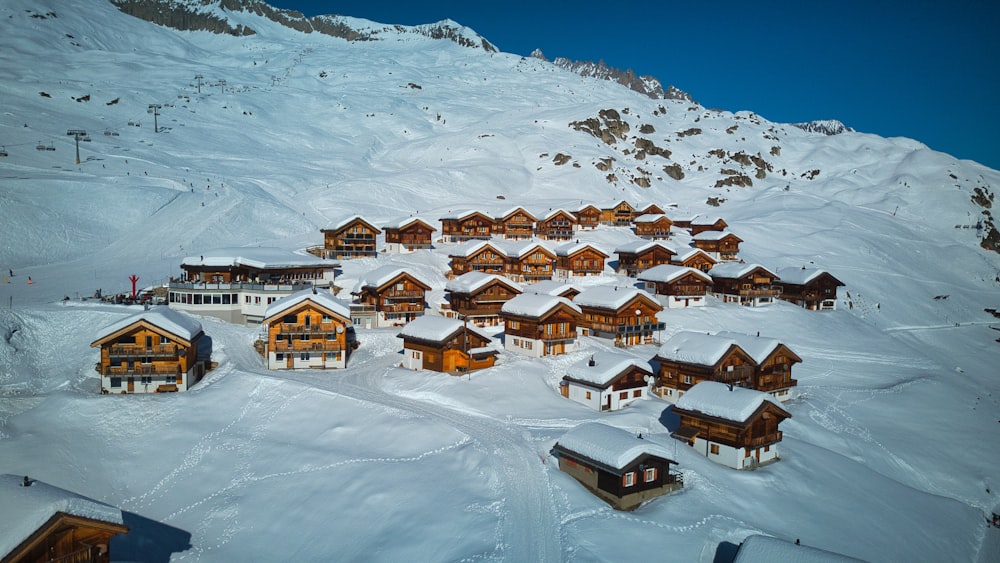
336;326;344;333
636;308;642;316
643;375;652;384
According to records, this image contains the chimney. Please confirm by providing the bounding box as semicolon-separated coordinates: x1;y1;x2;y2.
23;476;30;487
588;355;596;367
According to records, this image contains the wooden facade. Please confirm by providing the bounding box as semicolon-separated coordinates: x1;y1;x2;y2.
774;268;845;311
573;204;602;230
692;231;743;261
353;269;430;327
654;335;758;401
555;243;608;277
262;291;353;370
449;242;507;278
505;244;557;282
3;512;128;563
445;275;521;327
709;264;781;306
535;209;577;241
637;203;667;216
561;352;655;412
615;242;677;276
440;210;495;242
494;207;537;240
321;216;381;259
500;295;581;357
672;248;717;272
600;200;637;226
637;265;713;308
398;317;497;374
383;218;436;252
633;215;673;240
575;288;665;347
91;307;204;394
689;216;729;235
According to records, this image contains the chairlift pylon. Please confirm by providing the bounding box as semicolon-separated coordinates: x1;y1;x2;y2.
36;141;46;151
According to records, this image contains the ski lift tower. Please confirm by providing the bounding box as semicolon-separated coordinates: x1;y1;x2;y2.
66;129;90;164
148;104;162;133
194;74;204;94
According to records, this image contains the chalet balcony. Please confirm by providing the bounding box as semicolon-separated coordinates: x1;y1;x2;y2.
616;322;666;334
383;290;426;299
273;341;342;353
277;324;344;335
538;331;576;342
379;303;426;313
170;281;311;292
712;365;755;383
339;234;375;241
108;343;178;358
350;304;376;314
746;431;783;448
739;287;782;297
102;364;181;376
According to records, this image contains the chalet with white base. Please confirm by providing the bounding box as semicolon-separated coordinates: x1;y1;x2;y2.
554;241;608;277
553;423;682;510
653;331;757;403
494;207;537;240
708;263;781;306
500;293;581;357
633;214;673;239
535;208;577;241
614;240;677;276
671;247;717;272
574;286;665;347
715;331;801;401
637;264;713;308
440;210;495;242
352;266;431;328
443;271;522;326
672;381;791;470
774;267;844;310
560;351;655;411
397;315;497;374
692;230;743;261
0;474;129;563
382;217;437;253
261;289;354;370
91;306;206;394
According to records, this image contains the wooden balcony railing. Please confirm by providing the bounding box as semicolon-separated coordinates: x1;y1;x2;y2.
746;431;782;448
108;343;178;357
273;341;342;353
103;364;181;376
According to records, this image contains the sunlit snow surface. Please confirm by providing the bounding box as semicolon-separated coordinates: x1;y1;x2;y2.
1;0;999;561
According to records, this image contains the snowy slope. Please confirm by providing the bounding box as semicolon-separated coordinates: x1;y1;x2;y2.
1;1;999;561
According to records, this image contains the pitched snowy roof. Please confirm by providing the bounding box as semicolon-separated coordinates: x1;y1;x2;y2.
445;271;520;294
523;279;579;297
540;208;575;221
656;331;741;366
554;241;608;257
574;286;658;311
693;229;742;242
633;213;671;224
501;293;580;317
708;262;776;280
354;265;431;292
672;247;716;264
263;288;351;321
325;214;380;232
573;203;601;213
564;351;653;387
448;239;503;258
691;215;727;226
497;206;537;221
381;216;437;231
637;264;712;284
714;331;786;364
439;209;489;221
397;315;464;342
0;474;126;557
181;247;336;270
496;239;554;259
555;423;675;471
733;534;865;563
614;239;677;255
675;381;786;423
93;306;202;344
774;266;842;286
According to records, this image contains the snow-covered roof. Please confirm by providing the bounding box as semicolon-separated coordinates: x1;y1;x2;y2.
263;288;351;320
614;239;677;255
714;331;785;364
540;208;575;221
325;214;380;232
573;203;601;212
554;241;608;257
733;534;864;563
439;209;488;221
93;305;202;344
637;264;712;284
633;213;671;224
672;247;716;264
675;381;785;423
496;239;554;259
448;239;503;258
497;206;537;221
0;474;125;557
445;271;520;294
574;286;658;311
555;423;675;471
564;351;652;387
181;247;337;270
381;216;437;231
774;266;839;286
397;315;463;342
691;216;726;226
501;293;580;317
354;265;430;292
693;229;741;242
708;262;776;280
523;279;579;297
656;331;741;366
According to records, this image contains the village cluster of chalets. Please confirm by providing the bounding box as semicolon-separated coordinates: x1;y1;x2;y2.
90;199;845;510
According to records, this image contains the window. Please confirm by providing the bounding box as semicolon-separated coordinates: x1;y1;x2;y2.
276;353;284;361
644;467;657;482
300;353;310;360
633;390;642;398
619;391;628;401
764;445;770;453
110;377;122;388
623;472;635;487
160;335;169;345
255;296;261;305
683;375;692;385
164;375;175;383
141;376;152;384
710;444;720;455
585;391;591;400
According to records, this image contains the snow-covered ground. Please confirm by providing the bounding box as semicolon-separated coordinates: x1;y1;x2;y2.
1;0;999;561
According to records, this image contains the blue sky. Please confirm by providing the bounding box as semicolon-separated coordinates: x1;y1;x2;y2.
267;1;999;170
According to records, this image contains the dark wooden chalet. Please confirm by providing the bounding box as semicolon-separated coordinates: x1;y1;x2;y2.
535;209;577;241
774;267;845;311
500;293;582;357
633;214;673;240
637;264;713;308
448;241;507;278
671;248;718;272
444;271;522;326
553;423;682;510
554;242;608;277
440;210;495;242
574;286;665;347
383;217;437;252
614;240;677;276
692;230;743;261
321;216;381;259
637;203;667;216
502;242;557;283
715;331;801;401
653;331;758;402
397;315;497;374
573;204;602;230
708;263;780;306
600;200;637;226
494;207;537;240
352;266;431;327
689;216;729;235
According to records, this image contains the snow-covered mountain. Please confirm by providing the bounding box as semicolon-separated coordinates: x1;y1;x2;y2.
1;0;999;561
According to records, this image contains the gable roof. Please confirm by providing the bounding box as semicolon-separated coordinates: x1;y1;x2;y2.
573;203;601;214
632;213;672;224
92;306;202;346
497;240;555;259
675;381;789;423
637;264;713;284
496;206;537;222
672;247;717;264
263;288;351;321
381;216;437;231
690;215;727;227
708;263;777;280
354;265;432;292
397;315;493;344
714;331;801;365
554;423;675;472
501;293;581;318
614;239;677;255
574;286;660;312
539;208;577;222
523;279;580;298
774;267;844;287
693;230;742;242
554;241;609;258
324;215;381;233
656;331;745;366
733;534;865;563
181;247;337;270
564;351;653;387
439;209;491;221
448;239;505;259
0;474;126;558
445;271;521;294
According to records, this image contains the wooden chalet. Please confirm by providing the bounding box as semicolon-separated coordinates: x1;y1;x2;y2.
553;423;682;510
689;216;729;235
692;230;743;261
671;247;717;272
91;306;206;394
352;266;431;328
671;381;791;470
708;263;781;306
382;217;437;253
554;242;608;278
637;203;667;216
637;264;713;308
614;240;677;276
560;351;655;411
600;200;637;226
774;267;845;311
523;280;581;301
443;271;522;326
572;204;602;230
501;241;557;283
321;216;381;259
633;214;673;240
535;209;577;241
0;474;129;563
715;331;801;401
500;293;582;357
440;210;495;242
494;207;537;240
653;331;758;403
449;241;507;278
671;215;696;229
574;286;665;347
397;315;497;374
261;289;354;370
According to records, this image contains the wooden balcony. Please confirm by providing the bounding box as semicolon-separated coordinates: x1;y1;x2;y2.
383;290;426;299
277;324;343;334
273;341;342;353
739;287;781;298
712;365;755;383
102;364;181;376
108;343;178;358
746;431;782;448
